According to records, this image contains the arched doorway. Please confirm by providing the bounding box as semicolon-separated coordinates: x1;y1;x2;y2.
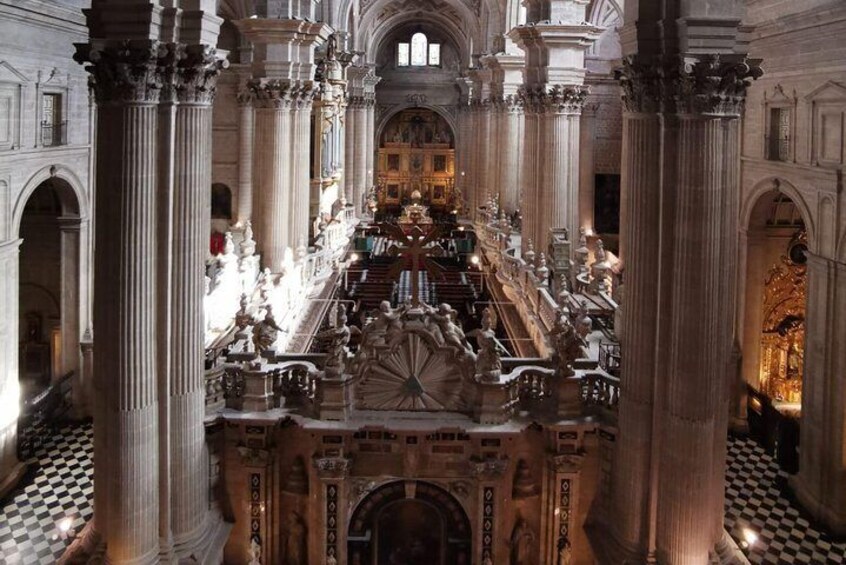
376;108;456;218
18;178;82;401
348;481;471;565
741;186;808;471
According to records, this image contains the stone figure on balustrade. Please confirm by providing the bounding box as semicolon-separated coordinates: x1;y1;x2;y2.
549;312;587;377
315;303;359;378
253;305;284;353
468;307;506;382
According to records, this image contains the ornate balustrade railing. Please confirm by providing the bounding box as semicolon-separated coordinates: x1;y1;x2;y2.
580;371;620;412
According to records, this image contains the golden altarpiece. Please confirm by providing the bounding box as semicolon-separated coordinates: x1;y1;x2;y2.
376;109;456;211
757;235;807;408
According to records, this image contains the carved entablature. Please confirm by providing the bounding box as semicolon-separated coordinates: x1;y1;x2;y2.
470;455;510;479
616;54;763;116
313;454;353;479
351;303;477;412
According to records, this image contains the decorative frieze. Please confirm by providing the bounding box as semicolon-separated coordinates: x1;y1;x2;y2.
470;455;510;479
313;454;353;479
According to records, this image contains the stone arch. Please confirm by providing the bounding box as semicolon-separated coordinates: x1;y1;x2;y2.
348;480;472;565
376;104;458;147
211;182;233;220
13;165;87;237
742;177;815;249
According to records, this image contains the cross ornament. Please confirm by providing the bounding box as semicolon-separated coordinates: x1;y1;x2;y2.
381;223;444;308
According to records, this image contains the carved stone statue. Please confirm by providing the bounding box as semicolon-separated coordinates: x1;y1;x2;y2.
283;512;307;565
253;305;284;353
361;300;402;348
509;517;536;565
549;312;587;377
557;537;572;565
248;538;261;565
430;303;470;353
468;307;504;382
315;303;358;378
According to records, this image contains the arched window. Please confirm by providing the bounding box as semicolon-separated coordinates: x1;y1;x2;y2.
211;183;233;219
397;33;441;68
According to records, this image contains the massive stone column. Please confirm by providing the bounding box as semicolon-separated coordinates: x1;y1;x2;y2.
578;104;597;233
250;81;293;270
0;239;25;500
290;87;315;250
604;54;761;564
343;97;356;205
365;97;376;194
77;41;163;562
520;97;539;253
792;256;846;535
236;91;254;227
510;4;600;252
352;98;367;211
166;46;223;556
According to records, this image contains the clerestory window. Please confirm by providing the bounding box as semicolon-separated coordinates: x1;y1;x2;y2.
397;32;441;68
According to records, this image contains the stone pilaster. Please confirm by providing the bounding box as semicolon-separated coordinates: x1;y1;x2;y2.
250;79;293;271
578;103;598;233
76;40;164;563
236;89;255;227
521;98;539;254
365;96;376;194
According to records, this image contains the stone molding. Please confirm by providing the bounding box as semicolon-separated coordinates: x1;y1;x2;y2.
470;455;510;479
248;79;318;110
75;40;226;105
616;54;763;116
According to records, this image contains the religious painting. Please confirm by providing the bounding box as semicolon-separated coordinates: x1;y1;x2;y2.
387;184;400;199
387;154;401;171
433;155;447;172
376;500;444;565
433;185;445;200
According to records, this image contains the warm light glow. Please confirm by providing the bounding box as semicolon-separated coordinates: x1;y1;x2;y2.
458;226;465;232
584;227;594;237
470;255;480;265
742;528;758;547
0;379;21;430
350;253;360;263
58;517;73;533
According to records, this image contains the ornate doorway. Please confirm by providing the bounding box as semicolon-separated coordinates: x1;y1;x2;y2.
348;481;471;565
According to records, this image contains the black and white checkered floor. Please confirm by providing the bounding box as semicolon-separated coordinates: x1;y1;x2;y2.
0;422;93;564
725;434;846;564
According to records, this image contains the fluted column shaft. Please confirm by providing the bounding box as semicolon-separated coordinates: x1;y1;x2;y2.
537;104;580;251
475;104;491;212
352;101;367;212
236;97;255;226
169;99;213;550
579;106;597;233
251;88;293;271
365;100;375;193
656;116;738;564
521;107;539;252
611;112;661;552
465;106;478;217
499;102;522;215
96;98;160;564
290;95;314;250
343;101;355;205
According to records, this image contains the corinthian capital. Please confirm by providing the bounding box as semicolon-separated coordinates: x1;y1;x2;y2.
248;79;293;109
75;40;165;105
616;55;763;116
173;44;228;105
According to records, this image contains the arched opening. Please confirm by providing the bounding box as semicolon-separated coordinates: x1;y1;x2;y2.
375;108;456;220
348;481;472;565
211;183;233;254
17;177;81;409
742;186;808;472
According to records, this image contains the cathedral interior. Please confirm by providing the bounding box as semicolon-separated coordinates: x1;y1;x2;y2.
0;0;845;564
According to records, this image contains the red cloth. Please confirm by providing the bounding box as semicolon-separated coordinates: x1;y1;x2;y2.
210;232;225;255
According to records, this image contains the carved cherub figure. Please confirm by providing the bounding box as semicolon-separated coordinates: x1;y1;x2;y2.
549;312;588;377
253;305;285;353
315;303;359;378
